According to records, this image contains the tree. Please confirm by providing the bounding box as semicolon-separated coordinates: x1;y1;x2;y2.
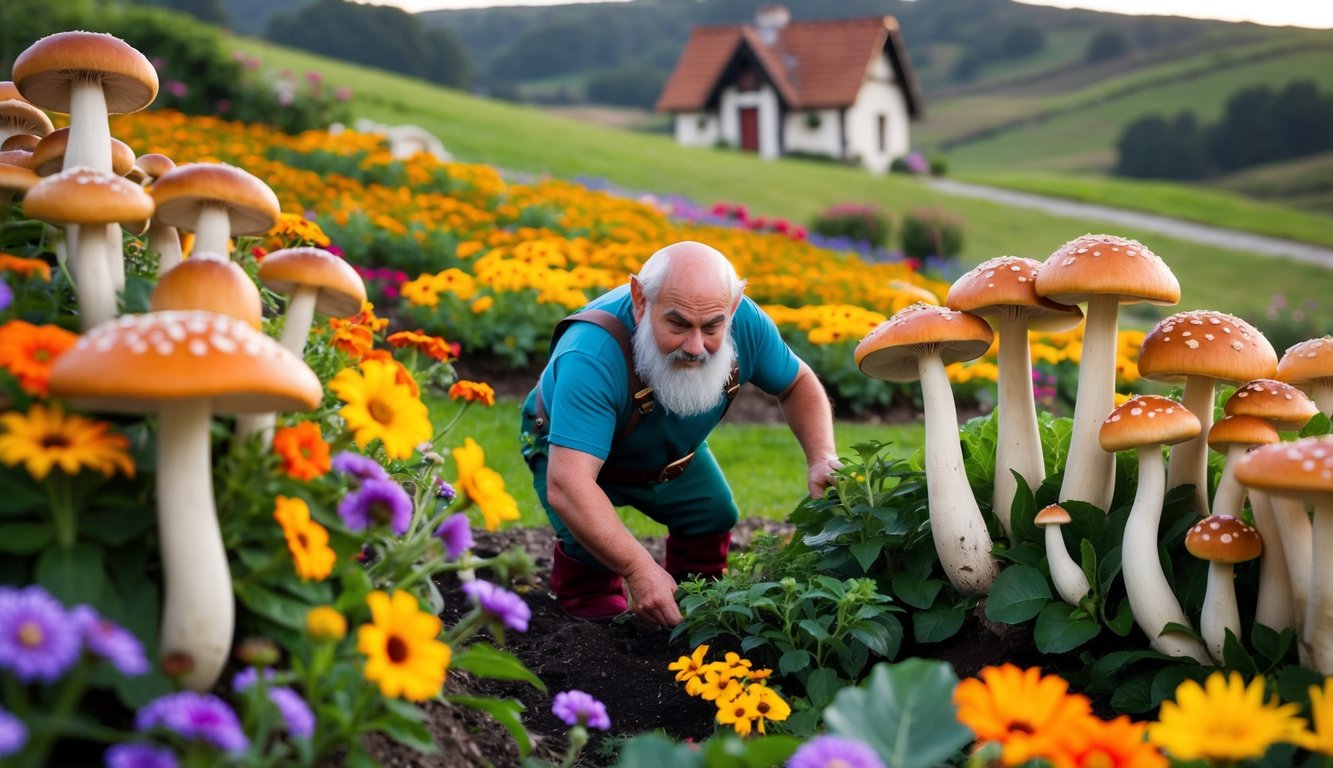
1114;111;1207;180
997;24;1045;60
1085;29;1129;64
1207;85;1280;172
134;0;228;26
586;65;668;109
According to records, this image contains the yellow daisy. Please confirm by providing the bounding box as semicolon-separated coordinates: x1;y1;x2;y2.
716;689;759;737
746;684;791;735
452;438;519;530
306;606;348;642
1149;671;1307;763
273;496;336;581
0;403;134;481
1295;679;1333;755
357;590;451;701
669;644;710;684
329;359;432;460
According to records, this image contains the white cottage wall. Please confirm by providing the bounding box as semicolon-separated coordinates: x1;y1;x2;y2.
674;112;721;148
782;108;842;159
845;53;911;174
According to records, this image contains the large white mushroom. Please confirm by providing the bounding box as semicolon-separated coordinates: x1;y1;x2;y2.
150;162;281;259
855;303;999;595
47;311;323;690
946;256;1082;536
1277;337;1333;416
1035;234;1180;512
1099;394;1209;662
1184;514;1263;664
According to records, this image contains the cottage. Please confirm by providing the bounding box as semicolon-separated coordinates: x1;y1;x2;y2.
655;5;923;174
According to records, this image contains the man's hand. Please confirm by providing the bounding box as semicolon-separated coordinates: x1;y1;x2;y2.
807;455;843;499
622;559;682;627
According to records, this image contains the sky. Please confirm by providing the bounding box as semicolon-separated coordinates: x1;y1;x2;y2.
361;0;1333;29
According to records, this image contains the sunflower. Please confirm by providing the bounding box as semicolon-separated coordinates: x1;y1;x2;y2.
0;320;78;396
273;496;336;581
272;421;331;481
357;590;451;701
0;404;134;481
452;438;519;530
953;664;1095;768
1149;671;1307;763
329;359;432;460
1295;678;1333;755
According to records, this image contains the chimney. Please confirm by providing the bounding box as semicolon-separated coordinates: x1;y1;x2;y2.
754;4;790;46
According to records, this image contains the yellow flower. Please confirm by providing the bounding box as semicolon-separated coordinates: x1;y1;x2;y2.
1149;672;1307;763
471;296;494;314
696;668;744;704
746;684;791;734
357;590;451;701
399;275;441;308
669;644;710;685
954;664;1095;767
716;689;759;736
330;359;432;460
1295;678;1333;755
0;403;135;481
306;606;348;641
273;496;336;581
452;438;519;530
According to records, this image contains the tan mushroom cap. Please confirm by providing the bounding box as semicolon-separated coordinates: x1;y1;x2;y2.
1034;503;1072;526
1278;337;1333;388
13;31;158;114
946;256;1084;332
46;310;321;414
0;149;31;168
1034;233;1180;306
151;257;263;329
0;99;54;138
1234;436;1333;502
2;134;40;152
135;153;175;183
151;163;281;236
23;166;154;227
1208;415;1280;450
854;302;994;382
1185;514;1263;563
1224;379;1319;431
258;247;367;318
1099;394;1201;452
1137;310;1277;384
0;163;38;194
0;83;23;102
31;128;136;177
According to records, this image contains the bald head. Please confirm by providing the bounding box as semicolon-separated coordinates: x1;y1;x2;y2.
634;241;745;305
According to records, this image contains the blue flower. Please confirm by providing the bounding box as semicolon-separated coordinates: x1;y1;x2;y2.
551;690;610;730
0;585;82;683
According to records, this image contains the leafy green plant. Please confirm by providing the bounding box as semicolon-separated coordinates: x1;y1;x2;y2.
809;204;891;248
899;207;966;262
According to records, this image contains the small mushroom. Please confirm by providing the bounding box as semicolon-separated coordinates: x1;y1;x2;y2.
1277;337;1333;416
1208;415;1281;517
1099;394;1209;662
150;162;281;259
150;256;263;329
133;154;182;274
1035;503;1091;608
855;303;999;595
0;163;37;222
1;134;40;153
0;98;53;145
1185;514;1263;664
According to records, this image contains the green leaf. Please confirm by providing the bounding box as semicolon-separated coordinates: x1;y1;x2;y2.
1221;629;1257;676
779;649;814;677
234;582;311;631
1033;602;1101;654
984;565;1051;624
35;543;105;605
824;659;972;768
613;733;705;768
1251;624;1295;667
452;643;546;691
80;505;154;546
0;471;45;516
890;574;941;610
912;604;965;644
849;541;883;574
1300;412;1331;437
1079;538;1098;596
798;618;832;642
370;707;436;756
1105;597;1136;636
445;695;532;758
804;667;841;708
0;522;52;554
1008;472;1039;546
1109;671;1155;714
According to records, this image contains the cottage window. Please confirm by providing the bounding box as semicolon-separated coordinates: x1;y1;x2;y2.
738;69;760;92
878;115;887;153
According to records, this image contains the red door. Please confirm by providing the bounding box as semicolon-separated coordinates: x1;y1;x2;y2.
739;107;759;153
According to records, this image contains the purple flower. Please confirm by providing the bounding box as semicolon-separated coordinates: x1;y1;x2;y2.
0;585;81;683
436;478;456;502
0;706;26;758
0;282;12;312
72;605;149;676
551;690;610;730
135;692;248;753
434;513;473;559
104;743;179;768
267;687;315;739
165;81;188;99
338;478;412;534
331;451;389;483
462;580;530;632
231;666;275;692
787;736;885;768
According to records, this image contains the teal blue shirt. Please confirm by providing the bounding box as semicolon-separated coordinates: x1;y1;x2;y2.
537;285;800;471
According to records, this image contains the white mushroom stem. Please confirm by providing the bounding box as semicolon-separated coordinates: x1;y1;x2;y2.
66;75;112;173
1211;444;1249;518
1248;493;1296;633
1309;497;1333;674
919;348;999;595
993;312;1044;536
156;399;234;691
235;287;319;447
1167;375;1216;516
1060;294;1119;511
1122;445;1210;662
1044;523;1091;607
107;223;124;292
1200;561;1240;664
150;222;183;275
1312;383;1333;416
1269;493;1315;663
193;204;233;258
69;223;117;330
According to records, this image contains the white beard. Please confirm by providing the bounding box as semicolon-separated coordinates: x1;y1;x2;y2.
631;312;737;417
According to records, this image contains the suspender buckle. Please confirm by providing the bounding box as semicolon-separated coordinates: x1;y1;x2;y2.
657;451;695;483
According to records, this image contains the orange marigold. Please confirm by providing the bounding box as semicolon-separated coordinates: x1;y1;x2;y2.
272;421;332;481
387;330;458;363
0;254;52;281
449;380;495;406
954;664;1097;768
328;320;374;359
0;320;79;396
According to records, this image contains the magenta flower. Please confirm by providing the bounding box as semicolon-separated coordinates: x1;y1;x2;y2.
73;605;149;676
434;513;473;559
787;736;885;768
267;687;315;738
135;692;248;753
332;451;389;483
0;705;26;758
338;478;412;534
165;81;188;99
104;743;179;768
0;282;12;312
0;585;81;683
335;86;353;102
551;690;610;730
461;580;530;632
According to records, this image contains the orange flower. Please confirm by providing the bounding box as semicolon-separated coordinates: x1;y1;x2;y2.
273;421;331;481
0;253;52;281
0;320;79;396
329;320;374;359
387;330;457;363
361;350;420;397
349;301;389;333
449;380;495;406
1069;715;1168;768
954;664;1096;768
273;495;336;581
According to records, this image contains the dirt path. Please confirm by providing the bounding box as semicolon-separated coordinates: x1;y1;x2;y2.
929;178;1333;271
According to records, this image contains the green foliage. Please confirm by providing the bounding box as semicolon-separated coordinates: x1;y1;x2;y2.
899;207;965;262
1085;28;1130;64
808;204;891;248
823;660;973;768
586;65;670;109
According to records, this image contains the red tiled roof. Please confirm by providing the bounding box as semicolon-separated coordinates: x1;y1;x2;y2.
655;16;922;115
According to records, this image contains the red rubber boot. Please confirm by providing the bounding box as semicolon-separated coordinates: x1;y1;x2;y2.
549;542;628;620
663;531;732;582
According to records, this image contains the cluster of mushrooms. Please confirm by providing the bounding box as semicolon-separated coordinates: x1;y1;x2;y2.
3;31;369;690
855;233;1333;670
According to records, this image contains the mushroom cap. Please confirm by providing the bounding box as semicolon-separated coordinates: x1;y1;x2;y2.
1234;436;1333;501
0;99;53;137
46;310;321;414
2;134;41;152
135;152;175;183
30;127;136;177
1034;233;1180;306
0;82;23;102
23;166;154;227
1099;394;1201;452
1207;414;1280;450
945;256;1084;332
150;258;263;329
1034;503;1072;526
151;163;281;237
13;31;158;115
1137;310;1277;384
0;163;38;194
1277;336;1333;388
257;247;367;318
854;302;994;382
0;149;32;168
1185;514;1262;563
1224;379;1319;431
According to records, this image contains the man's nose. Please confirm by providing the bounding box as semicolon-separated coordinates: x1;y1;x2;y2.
680;330;706;357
